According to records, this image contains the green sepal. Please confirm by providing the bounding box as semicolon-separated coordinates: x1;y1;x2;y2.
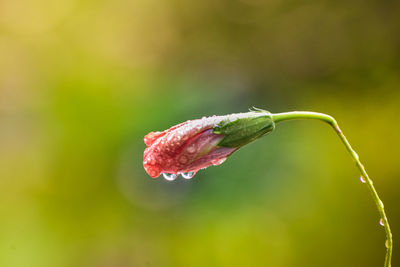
213;109;275;148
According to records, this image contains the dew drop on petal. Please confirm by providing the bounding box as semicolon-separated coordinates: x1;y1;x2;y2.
179;156;188;164
186;145;196;154
379;218;385;226
162;173;177;181
212;158;226;166
165;158;173;166
359;176;366;183
181;171;195;179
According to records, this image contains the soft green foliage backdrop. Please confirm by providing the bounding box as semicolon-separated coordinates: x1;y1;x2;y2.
0;0;399;266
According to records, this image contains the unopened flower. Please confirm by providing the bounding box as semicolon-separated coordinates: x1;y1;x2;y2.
143;109;275;180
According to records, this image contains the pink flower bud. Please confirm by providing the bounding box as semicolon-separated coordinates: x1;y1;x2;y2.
143;110;275;179
143;115;237;178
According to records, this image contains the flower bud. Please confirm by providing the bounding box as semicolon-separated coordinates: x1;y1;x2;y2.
143;109;274;178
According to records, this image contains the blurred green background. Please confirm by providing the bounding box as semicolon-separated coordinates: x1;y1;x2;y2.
0;0;399;266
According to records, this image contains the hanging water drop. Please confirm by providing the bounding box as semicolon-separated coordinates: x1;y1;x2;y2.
181;171;195;179
162;173;177;181
385;240;389;248
359;176;366;183
379;218;385;226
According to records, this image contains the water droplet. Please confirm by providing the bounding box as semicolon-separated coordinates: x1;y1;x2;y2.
181;171;195;179
379;218;385;226
379;200;384;208
179;156;188;164
212;158;226;166
162;173;177;181
186;145;196;154
359;176;366;183
385;240;389;248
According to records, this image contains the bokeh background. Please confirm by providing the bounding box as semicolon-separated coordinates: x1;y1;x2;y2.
1;0;399;266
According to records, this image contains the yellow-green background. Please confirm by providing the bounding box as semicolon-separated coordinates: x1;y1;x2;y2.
1;0;399;266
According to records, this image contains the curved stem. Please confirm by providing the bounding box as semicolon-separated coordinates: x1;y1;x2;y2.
272;111;393;267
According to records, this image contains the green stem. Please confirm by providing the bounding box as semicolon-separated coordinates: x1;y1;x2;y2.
271;111;392;267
